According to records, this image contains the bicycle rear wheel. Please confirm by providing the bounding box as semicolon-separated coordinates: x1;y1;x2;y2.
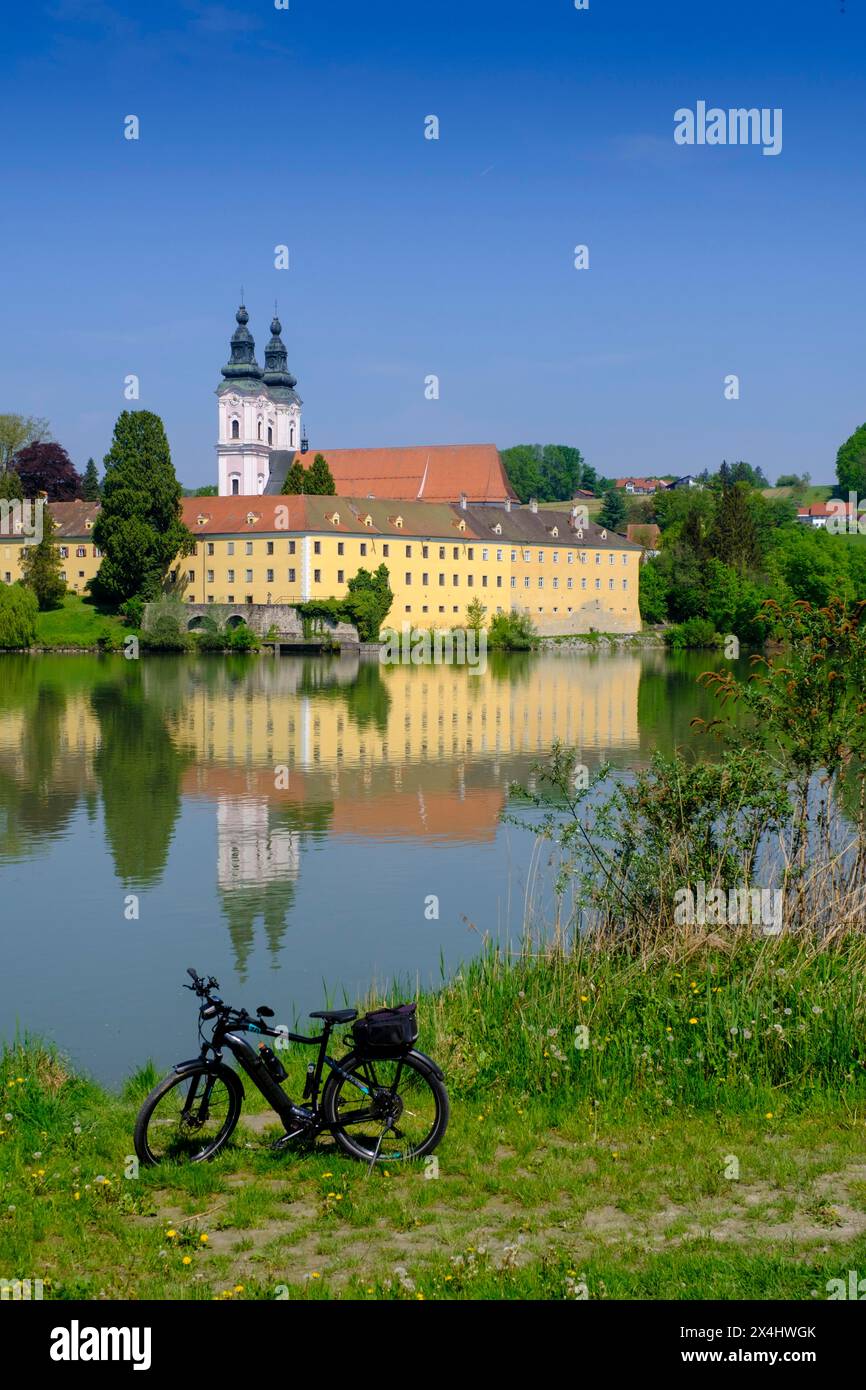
322;1051;448;1163
134;1064;243;1166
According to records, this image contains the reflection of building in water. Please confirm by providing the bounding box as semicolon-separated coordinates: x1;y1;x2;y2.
0;654;643;962
215;795;303;977
217;797;300;891
165;654;641;771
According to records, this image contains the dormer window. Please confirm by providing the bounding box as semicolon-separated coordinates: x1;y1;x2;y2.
601;529;607;540
550;526;559;538
457;518;466;532
576;528;584;540
246;511;259;525
85;520;93;530
328;512;341;526
492;523;502;535
364;515;373;527
197;514;210;526
393;515;404;529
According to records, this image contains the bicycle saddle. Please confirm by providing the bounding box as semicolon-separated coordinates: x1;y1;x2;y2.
309;1008;358;1023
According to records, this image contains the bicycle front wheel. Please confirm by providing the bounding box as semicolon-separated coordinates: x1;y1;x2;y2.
322;1051;449;1163
134;1064;243;1166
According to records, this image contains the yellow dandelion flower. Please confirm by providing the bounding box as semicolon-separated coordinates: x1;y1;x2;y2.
688;1018;698;1025
765;1112;774;1119
73;1192;80;1201
182;1256;192;1266
234;1284;244;1292
310;1271;320;1279
199;1234;209;1244
166;1229;177;1238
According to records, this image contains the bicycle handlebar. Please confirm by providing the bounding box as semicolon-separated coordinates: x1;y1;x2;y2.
185;968;324;1044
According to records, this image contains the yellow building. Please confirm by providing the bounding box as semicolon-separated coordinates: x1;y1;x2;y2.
0;496;642;636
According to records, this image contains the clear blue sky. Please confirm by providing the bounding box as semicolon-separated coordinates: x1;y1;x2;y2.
1;0;863;487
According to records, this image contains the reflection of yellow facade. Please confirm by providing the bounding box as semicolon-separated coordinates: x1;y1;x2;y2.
160;654;641;772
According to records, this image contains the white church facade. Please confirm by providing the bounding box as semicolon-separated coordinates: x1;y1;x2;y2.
216;306;303;496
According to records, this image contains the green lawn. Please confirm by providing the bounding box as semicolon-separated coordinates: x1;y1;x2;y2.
34;595;128;649
3;937;866;1300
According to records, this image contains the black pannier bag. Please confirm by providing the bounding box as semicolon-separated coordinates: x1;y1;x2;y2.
352;1003;419;1058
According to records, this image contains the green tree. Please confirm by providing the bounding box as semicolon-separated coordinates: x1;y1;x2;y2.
193;484;218;497
344;563;393;640
499;446;542;503
306;453;336;495
0;584;38;648
835;422;866;497
281;459;308;495
81;457;101;500
638;561;668;623
466;596;487;632
0;414;50;472
598;487;626;531
91;411;193;606
20;507;66;610
0;469;23;500
708;481;761;574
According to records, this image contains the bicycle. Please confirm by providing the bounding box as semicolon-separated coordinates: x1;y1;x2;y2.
133;969;449;1167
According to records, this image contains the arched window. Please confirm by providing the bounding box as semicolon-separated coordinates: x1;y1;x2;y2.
290;423;296;448
231;476;240;496
267;426;273;445
231;419;239;439
257;421;263;440
258;476;265;494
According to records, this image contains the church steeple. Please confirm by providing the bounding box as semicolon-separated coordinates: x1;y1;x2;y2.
262;313;297;390
221;304;263;381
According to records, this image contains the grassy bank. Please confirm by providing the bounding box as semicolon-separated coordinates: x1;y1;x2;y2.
3;936;865;1301
32;595;129;650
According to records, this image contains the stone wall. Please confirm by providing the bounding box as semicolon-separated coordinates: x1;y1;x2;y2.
522;602;640;638
143;602;359;645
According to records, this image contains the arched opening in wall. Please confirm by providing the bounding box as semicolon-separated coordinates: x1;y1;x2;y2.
267;426;273;445
225;614;245;630
290;424;296;448
257;476;265;493
257;421;263;440
230;476;240;495
231;419;240;439
187;616;206;631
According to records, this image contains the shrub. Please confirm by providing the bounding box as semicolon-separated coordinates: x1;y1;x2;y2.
119;596;144;628
488;610;539;650
227;622;259;652
665;616;719;649
0;584;38;648
141;614;190;652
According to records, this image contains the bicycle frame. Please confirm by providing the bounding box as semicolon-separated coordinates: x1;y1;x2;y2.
194;1009;381;1137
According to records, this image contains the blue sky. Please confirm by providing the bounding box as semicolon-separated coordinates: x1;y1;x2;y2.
1;0;864;486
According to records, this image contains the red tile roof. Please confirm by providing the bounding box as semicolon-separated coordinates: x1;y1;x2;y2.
290;445;516;504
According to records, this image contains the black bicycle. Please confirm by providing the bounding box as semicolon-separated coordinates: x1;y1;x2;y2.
133;969;449;1167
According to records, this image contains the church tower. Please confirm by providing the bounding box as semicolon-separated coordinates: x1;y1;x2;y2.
216;305;302;496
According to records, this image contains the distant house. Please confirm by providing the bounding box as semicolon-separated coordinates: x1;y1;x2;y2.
572;487;595;500
615;477;668;495
668;475;699;490
626;523;661;557
796;501;858;529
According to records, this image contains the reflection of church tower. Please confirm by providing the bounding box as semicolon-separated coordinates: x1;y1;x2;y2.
216;306;302;496
217;797;301;977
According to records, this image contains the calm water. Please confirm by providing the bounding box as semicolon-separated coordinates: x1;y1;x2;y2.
0;648;740;1084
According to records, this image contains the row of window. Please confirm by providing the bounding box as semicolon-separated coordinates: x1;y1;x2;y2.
58;546;101;559
187;567;630;593
194;539;632;565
